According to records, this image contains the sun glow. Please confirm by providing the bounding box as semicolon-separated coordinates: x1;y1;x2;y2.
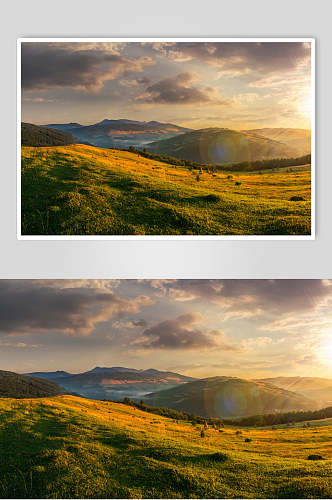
318;337;332;364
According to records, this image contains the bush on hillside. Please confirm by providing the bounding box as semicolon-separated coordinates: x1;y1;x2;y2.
307;454;324;461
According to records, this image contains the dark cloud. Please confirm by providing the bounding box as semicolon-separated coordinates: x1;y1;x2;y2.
148;279;331;316
137;72;227;105
138;312;237;350
136;77;151;85
0;281;152;336
21;43;154;92
132;319;148;328
153;42;310;74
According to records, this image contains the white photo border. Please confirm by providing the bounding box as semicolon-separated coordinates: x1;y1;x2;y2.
17;37;316;241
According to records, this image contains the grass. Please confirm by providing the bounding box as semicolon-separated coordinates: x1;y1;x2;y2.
21;144;311;236
0;395;332;498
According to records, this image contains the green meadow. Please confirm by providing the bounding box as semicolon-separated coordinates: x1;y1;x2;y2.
21;145;311;236
0;395;331;498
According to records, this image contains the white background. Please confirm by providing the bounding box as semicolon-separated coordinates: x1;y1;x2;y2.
1;0;331;278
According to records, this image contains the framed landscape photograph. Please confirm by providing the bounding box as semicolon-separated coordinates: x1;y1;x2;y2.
18;38;315;239
1;278;332;498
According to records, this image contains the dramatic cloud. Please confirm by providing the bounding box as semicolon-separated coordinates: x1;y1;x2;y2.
0;279;329;377
0;281;153;336
21;41;312;130
21;43;154;92
153;42;310;74
136;72;227;105
145;279;332;317
135;312;237;350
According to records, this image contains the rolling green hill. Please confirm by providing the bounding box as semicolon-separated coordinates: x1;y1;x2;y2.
0;370;64;398
21;144;311;236
21;123;76;147
144;377;318;418
0;395;331;498
147;128;297;164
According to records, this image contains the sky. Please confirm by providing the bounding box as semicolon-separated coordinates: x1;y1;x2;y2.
21;41;312;130
1;279;332;378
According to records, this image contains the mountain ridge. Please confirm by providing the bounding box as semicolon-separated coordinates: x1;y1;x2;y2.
43;119;192;148
146;127;300;164
144;376;318;418
25;366;196;401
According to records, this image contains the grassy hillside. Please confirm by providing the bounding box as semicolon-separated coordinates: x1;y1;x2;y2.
0;370;64;398
147;128;297;163
21;144;311;236
0;395;331;498
21;123;75;147
144;377;317;418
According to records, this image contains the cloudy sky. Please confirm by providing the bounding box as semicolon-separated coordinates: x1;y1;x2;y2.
1;279;332;378
21;41;312;129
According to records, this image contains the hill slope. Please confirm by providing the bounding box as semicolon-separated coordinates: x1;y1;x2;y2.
21;144;311;236
0;370;64;398
21;123;75;147
0;395;331;498
257;377;332;407
25;367;195;400
245;128;311;156
45;119;191;148
147;128;297;164
144;377;317;418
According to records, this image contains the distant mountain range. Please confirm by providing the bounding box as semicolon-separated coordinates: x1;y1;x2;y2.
4;368;331;419
146;127;304;164
25;366;195;401
0;370;65;398
144;376;318;418
43;119;192;148
30;120;311;165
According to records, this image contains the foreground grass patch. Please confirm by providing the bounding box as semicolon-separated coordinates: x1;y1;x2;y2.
0;396;331;498
21;145;311;235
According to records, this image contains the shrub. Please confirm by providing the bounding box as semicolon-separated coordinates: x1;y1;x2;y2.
204;194;219;203
235;430;242;435
227;175;233;179
245;438;252;443
208;452;228;462
290;196;305;201
235;181;242;186
307;454;324;460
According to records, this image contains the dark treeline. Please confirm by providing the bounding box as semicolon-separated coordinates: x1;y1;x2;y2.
218;154;311;173
125;146;310;173
22;123;76;147
117;397;332;429
128;146;203;168
224;405;332;427
109;397;225;427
